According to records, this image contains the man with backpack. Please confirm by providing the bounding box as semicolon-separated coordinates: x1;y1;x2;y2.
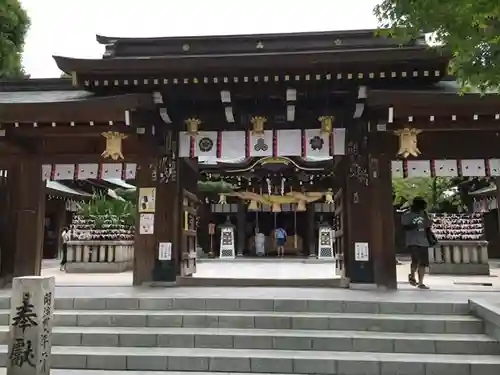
275;226;287;258
401;197;437;289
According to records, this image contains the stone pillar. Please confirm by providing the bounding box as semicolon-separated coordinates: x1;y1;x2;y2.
11;159;46;278
7;276;55;375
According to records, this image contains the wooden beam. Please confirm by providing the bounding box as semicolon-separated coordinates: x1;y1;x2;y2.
372;131;500;159
383;117;500;131
7;123;132;138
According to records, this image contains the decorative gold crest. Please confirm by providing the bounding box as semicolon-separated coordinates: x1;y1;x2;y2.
185;118;202;136
325;189;334;204
394;127;422;158
248;200;259;211
251;116;267;135
218;193;227;205
101;131;127;160
296;200;307;212
318;116;334;134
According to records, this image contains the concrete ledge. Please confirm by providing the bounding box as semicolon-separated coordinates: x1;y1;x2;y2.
469;299;500;341
177;276;349;288
65;261;132;273
429;263;490;275
197;258;335;264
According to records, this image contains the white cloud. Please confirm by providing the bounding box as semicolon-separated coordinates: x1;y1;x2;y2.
20;0;380;78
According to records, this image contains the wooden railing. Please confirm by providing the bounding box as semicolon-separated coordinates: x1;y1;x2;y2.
428;241;490;275
65;240;134;273
333;188;345;277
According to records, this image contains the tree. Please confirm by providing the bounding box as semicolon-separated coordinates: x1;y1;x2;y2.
374;1;500;92
392;177;463;212
0;0;30;79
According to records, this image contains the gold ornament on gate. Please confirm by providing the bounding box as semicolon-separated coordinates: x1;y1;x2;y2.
318;116;334;135
218;193;227;205
296;200;307;212
251;116;267;135
185;118;202;136
101;131;127;160
325;188;334;204
248;200;259;211
394;127;422;158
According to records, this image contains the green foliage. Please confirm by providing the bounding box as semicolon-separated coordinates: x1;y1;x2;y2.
0;0;30;79
392;177;463;212
77;192;136;227
198;180;234;193
114;187;138;203
374;0;500;93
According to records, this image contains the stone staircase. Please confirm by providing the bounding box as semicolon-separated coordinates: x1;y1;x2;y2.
0;296;499;374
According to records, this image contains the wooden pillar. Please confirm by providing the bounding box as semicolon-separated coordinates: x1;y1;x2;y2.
154;163;182;277
494;178;500;256
369;154;397;289
11;159;46;277
344;120;375;284
236;201;246;256
307;203;316;257
0;169;15;283
132;157;155;285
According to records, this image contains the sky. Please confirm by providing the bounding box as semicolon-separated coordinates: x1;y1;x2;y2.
20;0;381;78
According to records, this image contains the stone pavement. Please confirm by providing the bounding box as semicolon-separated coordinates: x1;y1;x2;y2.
31;258;500;306
40;258;500;291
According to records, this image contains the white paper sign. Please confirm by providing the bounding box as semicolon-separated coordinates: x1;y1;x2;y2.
139;213;155;234
355;242;369;261
158;242;172;260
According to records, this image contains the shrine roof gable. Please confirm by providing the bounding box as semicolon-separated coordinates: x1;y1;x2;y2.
96;29;426;59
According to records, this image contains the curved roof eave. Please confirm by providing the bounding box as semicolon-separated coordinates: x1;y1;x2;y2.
53;47;447;76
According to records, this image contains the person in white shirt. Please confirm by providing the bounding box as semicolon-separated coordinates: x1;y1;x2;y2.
60;227;70;270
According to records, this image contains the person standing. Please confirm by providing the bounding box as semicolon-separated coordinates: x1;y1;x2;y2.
60;226;70;271
275;227;287;258
401;197;437;289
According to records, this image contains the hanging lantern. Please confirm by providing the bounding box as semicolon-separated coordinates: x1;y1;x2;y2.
218;193;227;205
251;116;267;135
185;117;202;136
248;200;259;211
325;189;334;204
318;116;334;135
297;200;307;212
272;202;281;212
394;127;422;158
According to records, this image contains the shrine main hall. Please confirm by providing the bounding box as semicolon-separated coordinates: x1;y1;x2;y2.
1;28;500;289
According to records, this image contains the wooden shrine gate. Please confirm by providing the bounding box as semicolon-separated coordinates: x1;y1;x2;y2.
2;29;500;290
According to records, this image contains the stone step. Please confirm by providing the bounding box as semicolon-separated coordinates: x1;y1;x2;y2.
31;309;481;334
3;326;492;355
1;372;304;375
48;297;470;315
0;345;499;374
